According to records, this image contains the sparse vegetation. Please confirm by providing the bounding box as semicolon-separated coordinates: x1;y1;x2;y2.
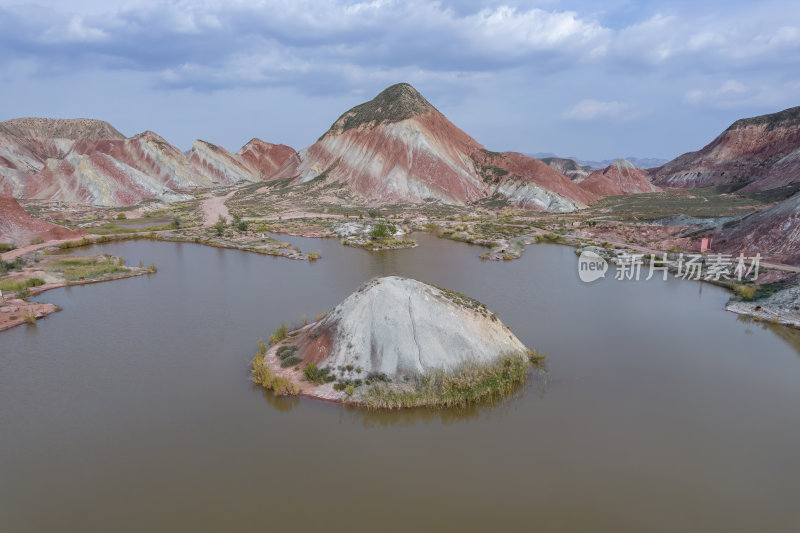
29;237;44;245
53;256;128;282
369;221;396;240
214;215;227;236
734;284;758;301
250;353;300;396
23;311;37;324
0;257;25;274
0;277;45;294
269;323;288;345
304;362;335;385
361;352;540;409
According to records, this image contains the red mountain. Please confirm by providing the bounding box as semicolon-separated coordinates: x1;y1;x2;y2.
0;195;85;246
0;118;297;207
714;192;800;266
579;159;660;197
273;83;595;210
237;139;300;180
652;106;800;193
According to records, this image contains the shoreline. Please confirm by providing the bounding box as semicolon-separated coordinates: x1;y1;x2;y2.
0;253;155;333
5;214;799;332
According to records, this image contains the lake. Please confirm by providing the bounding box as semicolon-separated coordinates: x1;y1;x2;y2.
1;233;798;532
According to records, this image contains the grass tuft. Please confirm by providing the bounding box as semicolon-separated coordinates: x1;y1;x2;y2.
360;352;542;410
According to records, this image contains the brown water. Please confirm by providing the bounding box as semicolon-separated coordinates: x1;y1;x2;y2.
1;234;798;533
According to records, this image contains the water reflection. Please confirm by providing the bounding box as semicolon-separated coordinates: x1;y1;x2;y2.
736;315;800;357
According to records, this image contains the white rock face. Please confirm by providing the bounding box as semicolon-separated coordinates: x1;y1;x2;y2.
311;276;527;378
494;178;583;212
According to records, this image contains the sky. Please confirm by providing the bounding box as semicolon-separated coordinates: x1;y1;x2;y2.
0;0;798;161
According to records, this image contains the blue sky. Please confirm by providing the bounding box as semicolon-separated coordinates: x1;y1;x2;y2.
0;0;798;160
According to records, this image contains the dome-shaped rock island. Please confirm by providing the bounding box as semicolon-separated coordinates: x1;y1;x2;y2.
251;276;544;408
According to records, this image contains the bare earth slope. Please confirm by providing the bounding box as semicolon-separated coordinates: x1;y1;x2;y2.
0;195;85;246
714;192;800;265
652;106;800;192
296;276;526;377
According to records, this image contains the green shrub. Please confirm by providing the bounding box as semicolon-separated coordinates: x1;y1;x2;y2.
269;323;288;345
213;215;227;236
236;220;249;232
304;362;334;385
369;221;396;240
280;356;301;368
735;284;757;301
0;277;45;293
29;237;44;245
250;354;300;396
0;243;15;253
277;345;298;360
272;376;300;396
0;257;25;274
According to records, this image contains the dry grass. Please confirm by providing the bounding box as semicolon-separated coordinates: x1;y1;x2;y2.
360;351;542;409
250;350;300;396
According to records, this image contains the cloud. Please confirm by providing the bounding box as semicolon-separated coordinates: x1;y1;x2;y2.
682;79;799;109
563;99;637;121
1;0;799;161
0;0;797;99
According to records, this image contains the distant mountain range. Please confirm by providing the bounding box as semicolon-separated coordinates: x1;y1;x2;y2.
528;153;669;170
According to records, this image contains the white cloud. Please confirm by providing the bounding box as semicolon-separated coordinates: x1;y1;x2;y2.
42;15;109;43
563;99;636;121
4;0;800;95
684;79;754;107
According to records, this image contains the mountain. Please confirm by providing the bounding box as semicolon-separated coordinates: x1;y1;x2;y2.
652;106;800;192
274;83;595;210
578;159;660;197
186;139;257;185
0;118;297;206
0;195;85;246
540;157;590;182
237;139;300;180
530;153;668;170
714;192;800;266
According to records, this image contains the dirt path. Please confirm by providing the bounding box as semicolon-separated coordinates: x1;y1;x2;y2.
201;191;235;227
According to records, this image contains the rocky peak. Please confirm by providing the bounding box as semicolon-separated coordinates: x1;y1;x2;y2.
324;83;436;137
610;158;636;171
726;105;800;132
